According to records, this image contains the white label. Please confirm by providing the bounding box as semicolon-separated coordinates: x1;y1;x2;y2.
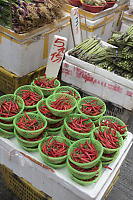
46;35;67;77
71;7;82;46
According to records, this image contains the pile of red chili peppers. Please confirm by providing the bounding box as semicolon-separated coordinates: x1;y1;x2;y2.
81;100;104;116
41;136;69;157
63;128;78;141
17;113;43;131
50;96;73;110
71;140;98;163
69;160;99;172
100;119;128;136
39;102;62;119
94;127;120;149
34;75;58;89
68;117;93;133
0;100;20;118
62;90;80;100
18;90;42;106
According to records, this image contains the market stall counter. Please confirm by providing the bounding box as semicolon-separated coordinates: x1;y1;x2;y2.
0;132;132;200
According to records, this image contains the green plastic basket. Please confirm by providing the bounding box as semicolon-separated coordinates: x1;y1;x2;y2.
0;120;14;131
46;93;77;117
13;112;47;139
41;156;67;169
77;96;106;120
32;76;60;96
18;141;39;152
54;86;81;102
69;169;102;186
14;85;44;110
14;128;47;148
100;116;128;140
102;153;120;165
0;94;24;122
64;114;95;139
0;127;14;139
38;136;71;164
60;125;79;144
67;158;102;180
37;99;63;124
101;150;120;162
68;138;103;169
47;127;61;136
91;126;123;154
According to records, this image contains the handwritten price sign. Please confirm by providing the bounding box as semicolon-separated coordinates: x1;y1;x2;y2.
46;35;67;77
71;7;81;46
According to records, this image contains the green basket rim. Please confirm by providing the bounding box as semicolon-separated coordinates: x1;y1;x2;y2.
18;141;39;152
36;99;63;124
13;112;47;136
99;115;128;136
41;156;67;169
0;94;24;121
32;76;61;91
64;113;95;139
91;126;123;153
0;127;14;136
69;169;102;185
46;93;77;117
77;96;106;120
67;158;102;177
14;85;44;109
54;86;81;102
14;128;47;146
101;150;120;162
0;121;14;129
68;138;103;168
60;125;78;143
38;135;71;162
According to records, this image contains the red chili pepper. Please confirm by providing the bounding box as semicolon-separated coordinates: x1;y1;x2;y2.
50;96;73;110
17;113;43;131
41;136;69;158
0;100;20;118
34;74;58;89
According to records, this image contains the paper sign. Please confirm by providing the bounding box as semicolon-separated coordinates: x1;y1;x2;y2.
46;35;67;77
71;7;82;46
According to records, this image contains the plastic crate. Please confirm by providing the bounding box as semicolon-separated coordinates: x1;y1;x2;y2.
0;65;46;94
1;165;52;200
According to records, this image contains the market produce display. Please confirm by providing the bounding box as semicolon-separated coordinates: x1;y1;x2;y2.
0;0;66;33
0;74;128;185
69;25;133;80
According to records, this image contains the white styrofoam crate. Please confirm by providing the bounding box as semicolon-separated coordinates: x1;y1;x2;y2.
0;14;71;76
120;10;133;32
62;44;133;110
0;132;132;200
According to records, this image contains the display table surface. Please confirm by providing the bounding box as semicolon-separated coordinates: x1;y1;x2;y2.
0;132;132;200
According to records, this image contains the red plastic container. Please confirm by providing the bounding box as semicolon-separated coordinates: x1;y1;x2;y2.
105;1;116;9
69;0;81;7
82;3;106;13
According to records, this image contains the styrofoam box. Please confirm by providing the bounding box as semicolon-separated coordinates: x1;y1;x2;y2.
0;132;132;200
80;12;115;42
62;40;133;110
112;3;129;31
0;13;71;76
120;10;133;32
65;3;118;21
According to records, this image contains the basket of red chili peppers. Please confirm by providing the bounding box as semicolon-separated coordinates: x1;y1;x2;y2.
64;114;95;139
13;112;47;138
91;126;123;154
46;93;77;117
77;96;106;120
38;136;71;168
99;116;128;140
14;85;44;113
54;86;81;102
32;75;60;97
67;138;103;169
0;94;24;122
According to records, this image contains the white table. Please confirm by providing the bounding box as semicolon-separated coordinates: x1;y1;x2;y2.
0;132;132;200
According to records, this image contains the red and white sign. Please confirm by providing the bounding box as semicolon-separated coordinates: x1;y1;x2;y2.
46;35;67;77
71;7;81;46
